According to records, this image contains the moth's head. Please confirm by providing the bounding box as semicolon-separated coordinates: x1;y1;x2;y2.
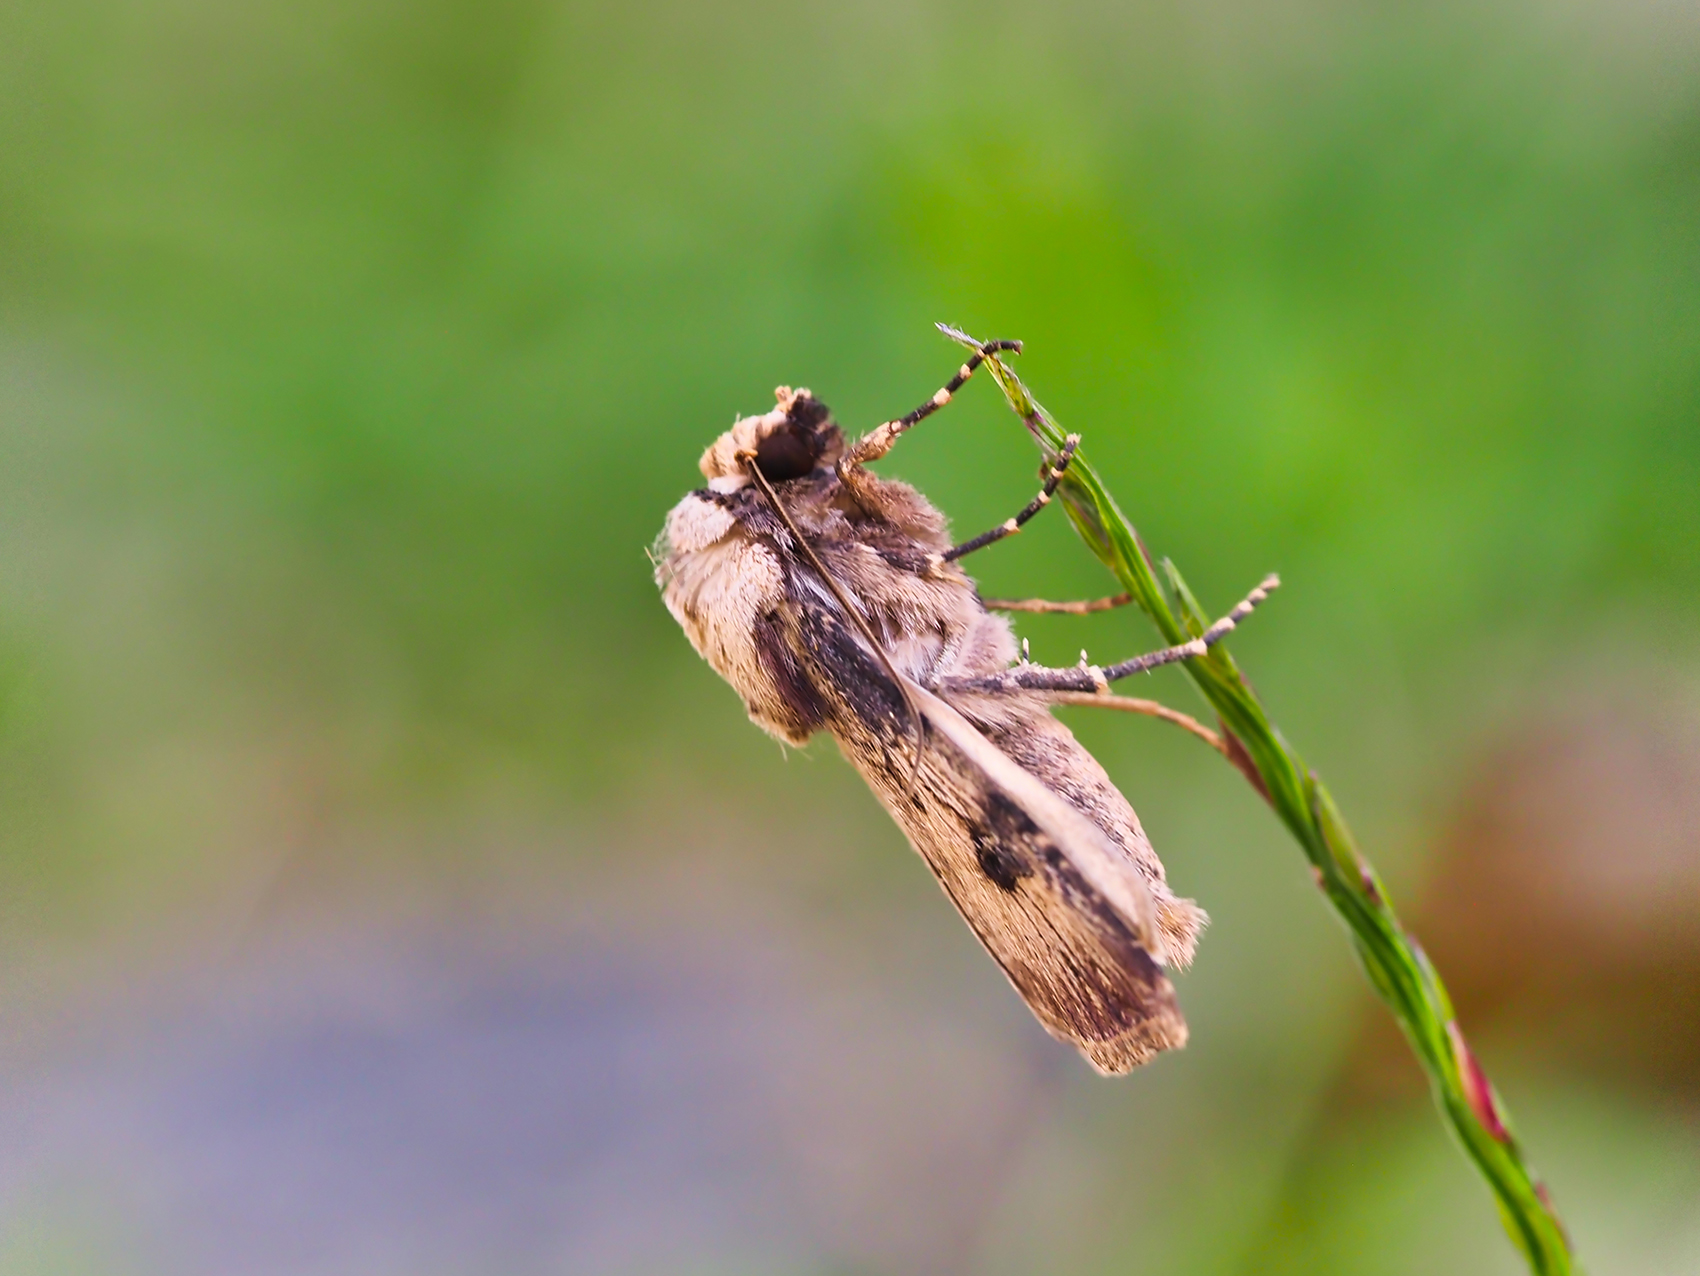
699;387;843;492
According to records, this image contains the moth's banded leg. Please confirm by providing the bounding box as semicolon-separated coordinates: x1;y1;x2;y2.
981;592;1133;615
842;338;1023;467
933;435;1080;569
936;574;1280;696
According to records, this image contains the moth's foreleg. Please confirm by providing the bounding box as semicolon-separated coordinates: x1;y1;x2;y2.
938;574;1281;696
842;337;1023;467
934;434;1080;566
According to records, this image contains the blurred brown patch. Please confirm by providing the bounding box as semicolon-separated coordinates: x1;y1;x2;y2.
1342;693;1700;1103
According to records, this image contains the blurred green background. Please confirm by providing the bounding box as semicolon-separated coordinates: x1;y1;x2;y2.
2;0;1699;1271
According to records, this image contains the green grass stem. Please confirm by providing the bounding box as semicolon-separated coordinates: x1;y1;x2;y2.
941;324;1575;1275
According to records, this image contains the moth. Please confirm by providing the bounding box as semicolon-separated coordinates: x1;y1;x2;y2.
654;333;1275;1072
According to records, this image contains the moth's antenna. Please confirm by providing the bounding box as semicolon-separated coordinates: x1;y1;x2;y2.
740;455;928;792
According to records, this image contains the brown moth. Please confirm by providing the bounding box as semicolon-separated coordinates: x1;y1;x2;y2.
654;335;1275;1073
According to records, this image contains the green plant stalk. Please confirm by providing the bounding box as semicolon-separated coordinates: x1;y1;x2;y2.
943;327;1574;1274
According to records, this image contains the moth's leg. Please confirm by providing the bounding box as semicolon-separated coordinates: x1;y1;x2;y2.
1043;692;1226;755
981;592;1133;614
937;574;1281;696
933;435;1080;566
841;338;1023;467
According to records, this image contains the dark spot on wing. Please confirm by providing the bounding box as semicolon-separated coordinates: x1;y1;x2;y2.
969;792;1038;893
796;606;906;740
753;613;827;737
973;838;1028;892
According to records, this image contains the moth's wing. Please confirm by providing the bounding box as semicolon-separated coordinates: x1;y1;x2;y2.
861;679;1189;1073
908;683;1166;954
774;580;1188;1071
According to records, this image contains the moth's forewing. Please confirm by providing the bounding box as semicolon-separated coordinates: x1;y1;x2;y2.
786;605;1188;1073
908;683;1163;956
895;687;1188;1073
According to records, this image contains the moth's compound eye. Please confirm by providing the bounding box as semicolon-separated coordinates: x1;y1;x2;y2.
754;423;821;482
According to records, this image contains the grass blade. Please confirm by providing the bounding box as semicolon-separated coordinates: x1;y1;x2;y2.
943;325;1575;1274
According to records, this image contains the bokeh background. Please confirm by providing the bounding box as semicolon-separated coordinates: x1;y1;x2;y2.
2;0;1699;1271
